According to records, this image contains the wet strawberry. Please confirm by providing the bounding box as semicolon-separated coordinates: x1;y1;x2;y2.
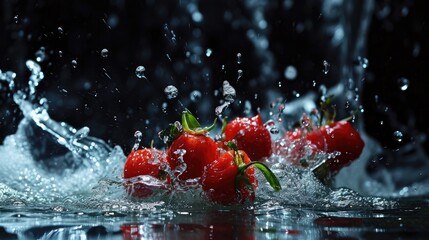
167;132;218;181
161;110;218;182
222;114;272;161
202;150;257;205
202;142;281;205
281;96;365;183
123;148;170;198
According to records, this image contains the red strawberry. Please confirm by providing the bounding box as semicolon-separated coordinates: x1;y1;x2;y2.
280;96;365;183
123;148;170;198
202;150;257;205
202;142;281;205
222;114;272;161
167;132;218;181
161;110;218;182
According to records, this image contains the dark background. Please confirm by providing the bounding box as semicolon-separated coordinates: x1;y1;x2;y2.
0;0;428;163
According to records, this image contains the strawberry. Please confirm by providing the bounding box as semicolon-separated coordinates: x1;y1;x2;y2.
202;142;281;205
167;132;218;181
285;120;364;174
123;148;171;198
161;110;218;182
222;114;272;161
280;96;365;183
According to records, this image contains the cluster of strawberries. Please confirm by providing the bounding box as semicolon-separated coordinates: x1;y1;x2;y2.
123;97;365;205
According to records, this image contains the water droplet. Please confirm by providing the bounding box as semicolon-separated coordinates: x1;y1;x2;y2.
356;56;369;69
284;65;297;80
71;59;78;68
58;51;63;58
322;60;330;74
190;90;202;102
135;66;146;79
397;77;409;91
58;27;64;34
236;53;242;64
205;48;212;57
161;102;168;113
192;11;203;23
345;101;351;109
215;102;230;117
35;47;46;62
100;48;109;58
13;15;19;23
270;127;280;134
393;130;403;142
237;69;243;82
164;85;178;99
243;100;252;115
222;80;236;103
132;131;143;151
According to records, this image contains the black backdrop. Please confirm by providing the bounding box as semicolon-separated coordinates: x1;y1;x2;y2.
1;0;428;162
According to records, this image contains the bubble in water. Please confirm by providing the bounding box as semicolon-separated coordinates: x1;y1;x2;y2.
356;56;369;69
100;48;109;58
58;51;63;58
190;90;202;102
71;59;78;68
397;77;409;91
135;66;146;79
35;47;46;62
58;27;64;34
205;48;212;57
236;53;242;64
284;65;297;80
222;80;236;103
164;85;178;99
322;60;330;74
133;131;143;151
393;130;403;142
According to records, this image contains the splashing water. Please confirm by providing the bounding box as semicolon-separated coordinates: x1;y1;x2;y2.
0;0;427;226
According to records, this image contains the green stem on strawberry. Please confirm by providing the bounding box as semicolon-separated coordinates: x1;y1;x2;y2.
227;141;282;193
319;95;336;126
238;162;282;191
181;109;217;134
159;109;217;146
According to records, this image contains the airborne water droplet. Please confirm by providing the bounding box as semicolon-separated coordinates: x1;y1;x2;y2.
35;47;46;62
135;66;146;79
322;60;330;74
164;85;178;99
356;56;369;69
393;130;403;142
397;77;409;91
71;59;78;68
222;80;236;103
236;53;242;64
100;48;109;58
190;90;202;102
205;48;212;57
284;65;297;80
237;69;243;82
133;131;143;151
